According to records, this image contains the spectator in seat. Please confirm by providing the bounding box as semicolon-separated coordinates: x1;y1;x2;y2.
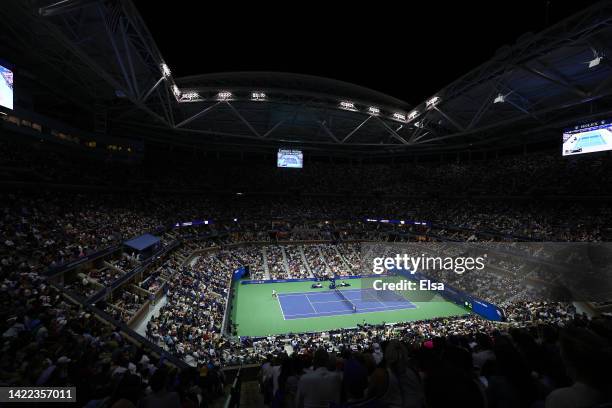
370;340;425;408
545;327;612;408
138;367;181;408
296;348;342;408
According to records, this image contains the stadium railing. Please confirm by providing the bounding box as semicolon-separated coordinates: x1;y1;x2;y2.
223;366;242;408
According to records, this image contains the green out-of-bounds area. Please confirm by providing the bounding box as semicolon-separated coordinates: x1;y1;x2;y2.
230;277;469;337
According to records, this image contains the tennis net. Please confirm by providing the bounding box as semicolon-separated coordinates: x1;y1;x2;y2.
335;288;357;312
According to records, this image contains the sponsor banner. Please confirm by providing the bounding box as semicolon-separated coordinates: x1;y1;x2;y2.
240;274;385;285
242;278;317;285
173;219;214;228
394;269;505;321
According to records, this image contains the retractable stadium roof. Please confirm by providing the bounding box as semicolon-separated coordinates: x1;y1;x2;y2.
3;0;612;156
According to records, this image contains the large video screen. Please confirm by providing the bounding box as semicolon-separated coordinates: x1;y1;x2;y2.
0;63;13;110
563;120;612;156
277;149;303;168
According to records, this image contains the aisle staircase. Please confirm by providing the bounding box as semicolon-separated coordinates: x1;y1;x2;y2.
299;245;314;278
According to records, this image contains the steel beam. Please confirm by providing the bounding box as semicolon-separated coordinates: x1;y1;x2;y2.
342;116;372;143
519;65;588;98
225;102;261;138
175;103;221;128
374;117;409;145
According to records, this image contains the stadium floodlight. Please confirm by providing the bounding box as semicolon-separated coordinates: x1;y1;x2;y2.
393;112;407;121
408;110;419;121
494;93;505;104
180;91;201;102
340;100;356;110
588;56;603;68
171;84;181;99
368;106;380;115
161;63;171;78
251;91;266;101
217;91;233;100
426;96;440;108
585;49;604;68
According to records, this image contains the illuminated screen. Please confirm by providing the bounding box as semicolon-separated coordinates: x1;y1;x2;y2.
277;149;303;168
0;63;13;110
562;120;612;156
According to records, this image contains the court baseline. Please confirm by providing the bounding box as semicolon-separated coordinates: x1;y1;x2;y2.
277;288;417;320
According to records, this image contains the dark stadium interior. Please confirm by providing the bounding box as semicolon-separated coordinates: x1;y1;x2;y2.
1;1;612;408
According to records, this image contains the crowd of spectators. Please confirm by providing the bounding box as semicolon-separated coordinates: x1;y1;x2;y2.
0;253;224;407
0;191;164;275
285;245;311;279
266;246;288;280
3;134;612;407
145;252;231;367
4;136;612;197
255;311;612;408
235;246;266;280
303;245;330;278
103;286;147;324
140;273;165;294
226;243;368;281
2;190;609;287
3;136;611;274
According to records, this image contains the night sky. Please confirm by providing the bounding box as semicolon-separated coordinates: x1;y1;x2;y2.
136;0;595;105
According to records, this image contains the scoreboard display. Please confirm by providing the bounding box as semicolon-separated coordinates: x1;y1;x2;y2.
563;120;612;156
277;149;303;168
0;62;13;110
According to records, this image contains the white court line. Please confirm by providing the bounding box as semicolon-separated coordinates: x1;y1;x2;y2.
344;289;411;310
278;292;323;297
309;299;352;305
278;289;420;320
292;290;416;309
304;294;318;314
278;288;363;298
276;294;288;321
284;309;357;318
360;295;387;308
284;303;417;319
360;288;421;310
278;293;318;319
356;304;417;313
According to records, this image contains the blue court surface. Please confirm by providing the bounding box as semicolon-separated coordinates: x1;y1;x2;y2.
575;133;606;149
277;288;417;320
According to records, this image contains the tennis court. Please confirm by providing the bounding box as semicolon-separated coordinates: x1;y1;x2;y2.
231;278;468;336
277;288;416;319
575;133;606;149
